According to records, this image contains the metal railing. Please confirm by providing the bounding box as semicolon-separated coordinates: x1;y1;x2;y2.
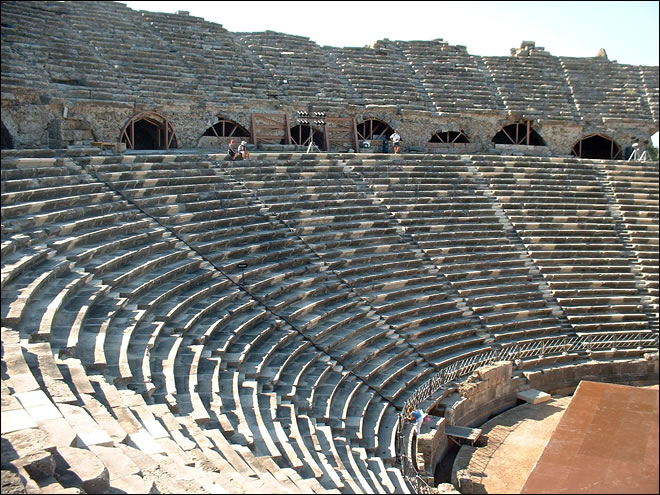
397;331;658;493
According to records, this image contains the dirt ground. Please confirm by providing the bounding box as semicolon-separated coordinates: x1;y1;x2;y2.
457;396;572;494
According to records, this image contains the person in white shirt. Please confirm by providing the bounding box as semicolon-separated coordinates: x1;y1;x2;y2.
238;140;250;160
390;130;401;154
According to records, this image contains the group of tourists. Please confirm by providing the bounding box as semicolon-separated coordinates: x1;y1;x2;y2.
227;139;250;160
226;130;402;158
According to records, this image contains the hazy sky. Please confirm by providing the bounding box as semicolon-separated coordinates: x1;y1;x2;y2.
122;1;659;66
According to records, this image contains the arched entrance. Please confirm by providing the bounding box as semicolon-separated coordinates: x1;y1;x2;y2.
492;121;545;146
121;112;178;150
429;130;470;143
202;118;249;139
571;134;622;159
1;121;14;149
287;124;326;150
357;119;394;141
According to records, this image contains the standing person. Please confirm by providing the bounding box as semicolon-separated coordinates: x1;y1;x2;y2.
406;408;427;434
227;139;239;160
238;140;250;160
390;129;401;154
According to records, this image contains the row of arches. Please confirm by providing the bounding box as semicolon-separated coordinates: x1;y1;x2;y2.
0;113;628;160
149;114;626;160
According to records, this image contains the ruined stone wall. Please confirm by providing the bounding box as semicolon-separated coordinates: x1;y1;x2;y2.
414;355;659;481
1;1;658;152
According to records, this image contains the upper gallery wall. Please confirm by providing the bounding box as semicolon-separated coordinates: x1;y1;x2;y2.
1;0;658;153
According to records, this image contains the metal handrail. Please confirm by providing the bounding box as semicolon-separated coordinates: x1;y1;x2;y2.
397;331;658;492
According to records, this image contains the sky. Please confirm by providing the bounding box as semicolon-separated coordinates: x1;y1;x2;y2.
122;0;659;145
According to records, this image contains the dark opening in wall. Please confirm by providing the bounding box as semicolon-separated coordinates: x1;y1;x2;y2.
434;442;460;485
121;112;178;150
203;119;249;138
287;124;325;150
133;120;161;150
2;121;15;149
429;130;470;143
571;134;623;159
357;119;394;141
493;122;545;146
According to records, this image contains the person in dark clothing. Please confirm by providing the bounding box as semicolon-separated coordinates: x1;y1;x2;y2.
227;139;239;160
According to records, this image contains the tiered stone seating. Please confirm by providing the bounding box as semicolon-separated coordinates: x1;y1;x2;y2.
597;159;659;326
142;12;279;105
239;31;359;111
2;148;657;494
348;155;569;346
398;39;505;114
222;156;438;489
323;40;435;112
2;154;328;493
0;2;56;94
58;1;204;104
471;155;655;335
19;2;137;103
482;43;579;121
1;160;234;493
83;153;387;491
226;157;457;368
639;65;659;122
561;56;649;122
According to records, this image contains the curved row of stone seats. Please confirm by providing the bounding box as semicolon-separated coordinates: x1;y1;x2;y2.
244;343;401;493
3;1;135;104
598;160;659;323
2;154;347;492
398;39;506;115
0;2;76;94
1;156;208;394
4;150;656;494
2;273;243;492
1;158;159;336
214;157;486;491
248;311;414;489
481;48;579;121
4;1;659;128
3;328;304;493
323;41;435;113
0;152;436;495
560;56;651;122
246;327;362;491
471;155;656;335
55;1;206;104
84;153;413;492
639;65;659;122
348;156;569;346
0;1;146;104
143;12;280;105
225;157;484;369
239;31;359;111
217;157;460;490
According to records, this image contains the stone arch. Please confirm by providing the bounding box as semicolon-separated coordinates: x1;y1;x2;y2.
288;124;326;150
120;112;178;150
492;121;545;146
357;119;394;141
2;121;15;149
429;130;470;143
571;134;623;160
